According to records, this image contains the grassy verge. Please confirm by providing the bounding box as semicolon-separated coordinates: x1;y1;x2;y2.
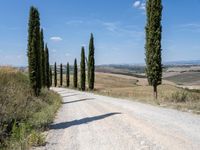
93;73;200;114
0;67;61;149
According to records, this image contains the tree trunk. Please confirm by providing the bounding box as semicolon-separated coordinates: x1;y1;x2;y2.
153;85;157;99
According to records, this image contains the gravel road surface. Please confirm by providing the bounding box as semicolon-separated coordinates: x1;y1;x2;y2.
34;87;200;150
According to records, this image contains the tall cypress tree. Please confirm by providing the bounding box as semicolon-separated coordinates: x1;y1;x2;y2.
49;66;52;87
88;33;95;90
73;59;78;88
54;62;57;87
40;29;46;87
80;47;86;91
45;44;50;89
145;0;163;99
66;62;70;87
27;6;41;96
60;63;63;86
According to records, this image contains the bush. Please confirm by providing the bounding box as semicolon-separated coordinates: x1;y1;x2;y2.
0;67;61;149
28;130;46;147
171;91;188;103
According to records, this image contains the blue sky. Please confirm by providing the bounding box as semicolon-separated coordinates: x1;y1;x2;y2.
0;0;200;66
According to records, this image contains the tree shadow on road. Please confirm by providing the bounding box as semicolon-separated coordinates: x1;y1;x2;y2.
62;94;79;98
62;98;95;104
50;112;121;130
56;90;70;93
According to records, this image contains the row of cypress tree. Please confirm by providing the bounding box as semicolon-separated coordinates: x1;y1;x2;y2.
27;1;162;99
29;0;163;100
27;6;51;96
27;7;94;94
53;59;77;88
53;34;95;91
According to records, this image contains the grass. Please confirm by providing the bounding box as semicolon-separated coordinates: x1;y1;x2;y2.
164;72;200;85
54;71;200;113
93;73;200;114
0;67;62;149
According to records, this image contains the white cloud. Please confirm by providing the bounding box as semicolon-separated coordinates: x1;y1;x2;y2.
133;1;145;10
133;1;141;8
101;21;144;38
102;22;119;32
180;23;200;28
50;36;63;42
139;2;146;10
179;23;200;32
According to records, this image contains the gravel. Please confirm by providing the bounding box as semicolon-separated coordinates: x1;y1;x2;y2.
34;87;200;150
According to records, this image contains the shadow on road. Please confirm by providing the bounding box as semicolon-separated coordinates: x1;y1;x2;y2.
62;98;95;104
56;90;69;93
50;112;121;130
62;94;79;98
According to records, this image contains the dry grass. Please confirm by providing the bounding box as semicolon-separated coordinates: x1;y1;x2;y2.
0;67;62;149
93;73;200;114
164;72;200;85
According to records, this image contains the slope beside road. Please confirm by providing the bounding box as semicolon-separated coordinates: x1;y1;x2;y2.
34;87;200;150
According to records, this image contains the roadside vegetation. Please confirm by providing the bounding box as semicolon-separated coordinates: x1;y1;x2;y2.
0;67;61;149
94;73;200;114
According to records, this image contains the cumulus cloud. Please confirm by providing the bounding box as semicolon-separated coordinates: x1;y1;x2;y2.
133;1;141;8
139;2;146;10
50;36;63;42
133;0;145;10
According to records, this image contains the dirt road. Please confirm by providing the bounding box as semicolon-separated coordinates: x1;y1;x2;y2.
36;88;200;150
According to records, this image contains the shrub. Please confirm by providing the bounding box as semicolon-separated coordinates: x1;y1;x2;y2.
28;130;45;147
0;67;61;149
171;91;188;103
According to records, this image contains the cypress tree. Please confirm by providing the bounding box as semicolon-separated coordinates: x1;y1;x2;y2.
49;66;52;87
40;29;46;87
27;6;41;96
145;0;163;99
45;44;50;89
88;33;95;90
73;59;78;88
54;62;57;87
66;62;70;87
80;47;86;91
60;63;63;86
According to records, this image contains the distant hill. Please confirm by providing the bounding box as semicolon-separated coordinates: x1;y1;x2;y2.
97;60;200;68
164;60;200;66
